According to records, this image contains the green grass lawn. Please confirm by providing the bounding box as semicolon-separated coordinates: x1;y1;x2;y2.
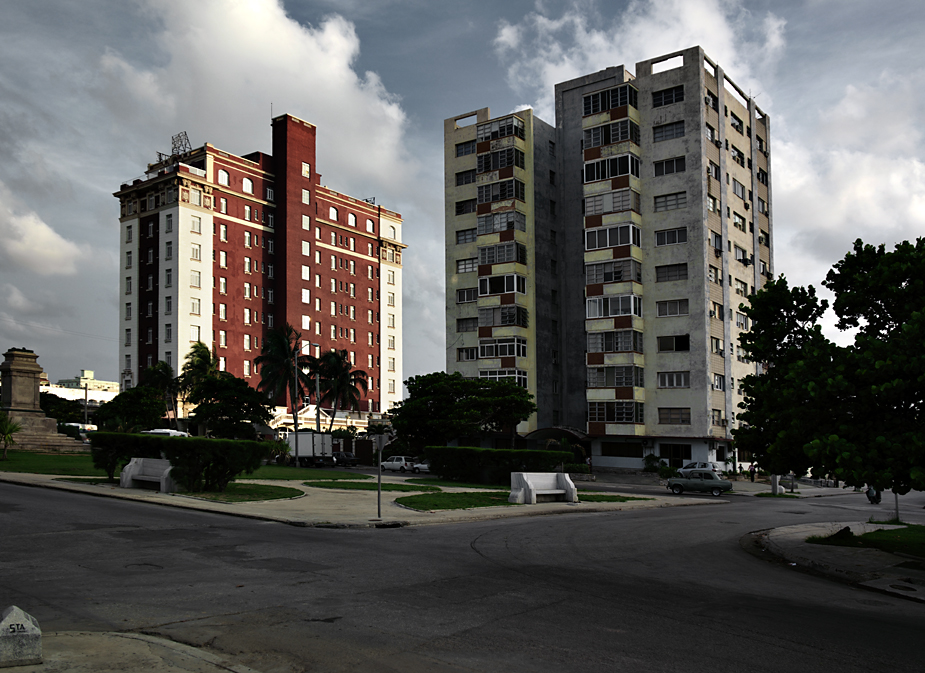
185;483;304;503
243;465;371;481
808;523;925;557
577;493;653;503
0;450;103;476
303;481;441;493
396;491;517;511
755;492;800;498
404;478;504;490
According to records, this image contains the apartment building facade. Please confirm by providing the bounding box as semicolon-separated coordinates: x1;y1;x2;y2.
115;114;405;414
445;47;772;468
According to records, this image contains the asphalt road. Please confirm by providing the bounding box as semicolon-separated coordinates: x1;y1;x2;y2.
2;482;923;673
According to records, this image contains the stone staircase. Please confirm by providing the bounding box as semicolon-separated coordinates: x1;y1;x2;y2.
8;411;88;454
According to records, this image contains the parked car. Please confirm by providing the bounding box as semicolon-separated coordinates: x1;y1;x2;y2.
333;451;358;467
412;459;430;474
380;456;415;473
667;470;732;497
678;461;721;478
141;429;190;437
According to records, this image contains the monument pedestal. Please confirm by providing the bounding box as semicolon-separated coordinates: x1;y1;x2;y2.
1;348;87;453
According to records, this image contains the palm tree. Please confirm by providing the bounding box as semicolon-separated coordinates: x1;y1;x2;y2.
255;324;313;431
0;411;23;460
314;349;369;432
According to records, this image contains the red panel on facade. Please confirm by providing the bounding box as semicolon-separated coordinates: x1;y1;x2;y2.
499;229;515;242
587;352;605;365
585;283;604;297
500;294;515;305
613;316;633;329
614;387;634;400
500;356;515;368
609;106;628;121
476;203;492;215
583;147;601;162
611;176;630;190
612;245;631;259
498;166;514;180
478;264;493;276
476;141;491;154
584;215;603;228
478;327;493;338
588;422;606;436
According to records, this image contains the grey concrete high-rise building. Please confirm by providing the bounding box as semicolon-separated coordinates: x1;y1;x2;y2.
444;47;773;469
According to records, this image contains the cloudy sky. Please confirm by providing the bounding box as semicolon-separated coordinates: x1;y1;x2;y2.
1;0;923;385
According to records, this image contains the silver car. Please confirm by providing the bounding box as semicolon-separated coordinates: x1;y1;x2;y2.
380;456;415;473
678;461;721;478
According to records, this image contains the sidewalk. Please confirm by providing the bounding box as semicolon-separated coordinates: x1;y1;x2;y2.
760;522;925;603
0;471;723;529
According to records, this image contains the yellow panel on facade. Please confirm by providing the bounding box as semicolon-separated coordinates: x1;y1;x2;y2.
586;388;617;401
581;112;613;129
603;353;645;367
605;424;646;436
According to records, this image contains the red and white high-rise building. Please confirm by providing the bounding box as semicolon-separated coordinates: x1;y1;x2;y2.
114;114;405;415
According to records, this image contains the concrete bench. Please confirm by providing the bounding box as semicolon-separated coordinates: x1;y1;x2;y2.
120;458;178;493
509;472;577;504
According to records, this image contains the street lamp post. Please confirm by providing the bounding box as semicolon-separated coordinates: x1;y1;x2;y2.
309;343;321;434
291;342;300;467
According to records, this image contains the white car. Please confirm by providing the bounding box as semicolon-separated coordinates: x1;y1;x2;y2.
141;429;190;437
678;461;721;478
412;459;430;474
380;456;415;473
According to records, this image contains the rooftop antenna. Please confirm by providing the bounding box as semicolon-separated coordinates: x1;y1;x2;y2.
171;131;192;155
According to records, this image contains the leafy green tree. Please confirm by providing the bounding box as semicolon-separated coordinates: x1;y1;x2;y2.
179;341;217;404
389;372;537;453
188;373;273;440
735;239;925;494
140;361;180;429
94;386;166;433
0;411;23;460
39;392;84;424
314;349;368;432
254;324;313;428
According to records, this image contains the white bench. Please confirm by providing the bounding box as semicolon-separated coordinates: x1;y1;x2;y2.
120;458;178;493
509;472;577;504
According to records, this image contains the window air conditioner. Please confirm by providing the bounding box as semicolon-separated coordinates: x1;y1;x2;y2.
705;96;712;105
744;202;750;210
714;248;722;257
709;310;716;318
714;139;722;148
721;419;728;426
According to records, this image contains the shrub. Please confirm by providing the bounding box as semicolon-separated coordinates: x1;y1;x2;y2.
565;463;590;474
642;453;662;473
89;433;269;491
657;465;680;479
423;446;573;484
57;424;82;441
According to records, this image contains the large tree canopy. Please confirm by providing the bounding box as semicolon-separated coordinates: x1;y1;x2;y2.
188;373;273;440
389;372;537;453
94;386;166;433
735;239;925;494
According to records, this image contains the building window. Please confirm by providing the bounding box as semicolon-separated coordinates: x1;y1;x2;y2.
219;330;227;347
730;112;744;134
657;335;690;352
582;84;638;115
165;296;172;314
584;154;641;183
587;365;644;388
732;178;747;199
146;301;153;317
758;169;769;186
478;242;527;265
164;323;172;344
476;179;525;204
164;214;173;232
655;263;688;282
588;401;644;424
387;270;395;285
329;206;338;221
586;295;642;319
478;337;527;358
456;258;477;273
477;148;525;174
656;299;689;317
456;140;476;157
584;189;641;216
736;312;749;330
456;288;478;303
585;224;641;250
219;303;227;320
191;216;201;233
658;371;689;388
652;85;684;108
708;196;718;213
654;156;686;176
190;325;200;342
587;330;643;353
387;357;395;372
191;298;200;315
244;257;251;273
457;347;477;362
387;313;395;328
241;177;253;194
191;243;200;261
387;292;395;306
366;219;375;233
653;121;685;143
456;169;477;186
456;228;477;245
146;248;153;264
125;276;132;294
125;251;133;269
218;169;229;186
585;259;641;284
655;228;687;246
476;116;525;142
457;317;478;332
658;408;691;425
582;119;641;149
479;369;528;388
190;270;201;288
220;198;227;214
478;273;526;296
654;192;687;212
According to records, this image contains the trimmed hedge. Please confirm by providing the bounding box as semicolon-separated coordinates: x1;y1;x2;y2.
565;463;590;474
89;433;269;491
423;446;573;484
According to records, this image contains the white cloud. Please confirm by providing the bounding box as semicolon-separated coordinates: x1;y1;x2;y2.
0;181;87;276
494;0;786;120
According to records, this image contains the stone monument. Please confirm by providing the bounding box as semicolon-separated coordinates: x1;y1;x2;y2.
0;348;86;452
0;605;42;667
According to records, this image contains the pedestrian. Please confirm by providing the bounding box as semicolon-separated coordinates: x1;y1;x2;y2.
586;455;593;474
748;463;756;482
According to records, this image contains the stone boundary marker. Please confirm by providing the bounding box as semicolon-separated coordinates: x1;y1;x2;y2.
0;605;42;667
